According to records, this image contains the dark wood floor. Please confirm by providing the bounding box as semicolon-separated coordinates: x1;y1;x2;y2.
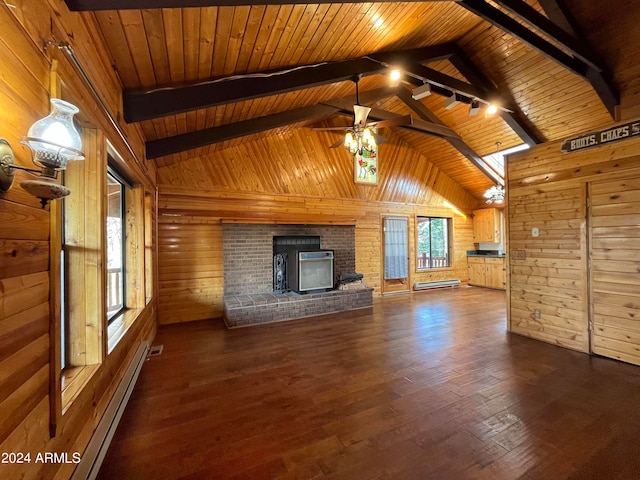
98;287;640;479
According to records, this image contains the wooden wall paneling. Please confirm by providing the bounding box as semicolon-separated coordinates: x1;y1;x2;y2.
507;127;640;360
157;186;474;323
507;178;588;352
126;186;147;309
64;128;106;367
0;271;50;445
156;128;480;212
589;176;640;365
0;3;158;478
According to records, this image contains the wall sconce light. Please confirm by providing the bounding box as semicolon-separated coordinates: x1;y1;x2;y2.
0;98;84;208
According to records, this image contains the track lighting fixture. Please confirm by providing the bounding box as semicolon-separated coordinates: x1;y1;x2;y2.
469;100;481;116
444;92;464;110
411;83;432;100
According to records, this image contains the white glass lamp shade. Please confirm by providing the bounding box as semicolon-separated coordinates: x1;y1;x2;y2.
362;128;373;147
484;185;505;204
344;131;354;148
21;98;84;171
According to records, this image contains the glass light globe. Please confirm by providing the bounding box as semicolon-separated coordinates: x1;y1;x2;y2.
22;98;84;171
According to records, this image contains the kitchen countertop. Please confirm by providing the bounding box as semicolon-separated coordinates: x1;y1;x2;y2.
466;250;506;258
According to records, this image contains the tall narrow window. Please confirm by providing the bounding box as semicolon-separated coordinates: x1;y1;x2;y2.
106;168;125;321
416;216;451;269
384;217;408;279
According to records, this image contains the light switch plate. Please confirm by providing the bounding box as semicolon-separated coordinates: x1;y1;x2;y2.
532;227;540;237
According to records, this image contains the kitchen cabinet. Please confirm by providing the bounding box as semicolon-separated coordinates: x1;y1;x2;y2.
467;256;505;290
473;208;501;243
467;257;486;286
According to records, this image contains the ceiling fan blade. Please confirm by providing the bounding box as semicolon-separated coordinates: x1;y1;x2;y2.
373;133;387;145
368;115;412;129
312;126;351;131
329;138;345;149
353;104;371;126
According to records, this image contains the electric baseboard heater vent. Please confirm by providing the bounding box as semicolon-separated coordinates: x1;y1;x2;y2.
413;279;461;290
71;341;150;480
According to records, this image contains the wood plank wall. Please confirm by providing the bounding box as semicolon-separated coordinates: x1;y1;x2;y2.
0;3;157;479
507;132;640;356
157;131;479;324
158;191;474;324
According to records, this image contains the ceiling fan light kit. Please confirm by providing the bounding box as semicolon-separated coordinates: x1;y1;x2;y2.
313;74;411;156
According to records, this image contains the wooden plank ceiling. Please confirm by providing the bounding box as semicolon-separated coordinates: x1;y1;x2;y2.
65;0;622;201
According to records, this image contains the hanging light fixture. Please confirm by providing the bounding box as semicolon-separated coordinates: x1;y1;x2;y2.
484;184;505;204
0;98;84;207
484;141;505;204
344;124;376;155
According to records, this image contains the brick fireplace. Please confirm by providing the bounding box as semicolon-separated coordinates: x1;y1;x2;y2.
222;223;373;327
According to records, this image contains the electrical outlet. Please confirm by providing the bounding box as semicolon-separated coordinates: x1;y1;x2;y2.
512;250;526;260
533;309;541;320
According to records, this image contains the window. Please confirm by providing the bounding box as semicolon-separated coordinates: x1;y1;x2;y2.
416;216;452;269
106;167;126;320
384;217;409;280
482;143;529;177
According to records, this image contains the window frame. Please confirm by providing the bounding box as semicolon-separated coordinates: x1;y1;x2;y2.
415;215;453;271
106;162;131;323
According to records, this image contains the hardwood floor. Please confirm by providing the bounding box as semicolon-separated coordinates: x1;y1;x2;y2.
98;287;640;479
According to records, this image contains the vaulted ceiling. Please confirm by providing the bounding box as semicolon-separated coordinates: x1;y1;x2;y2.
63;0;633;201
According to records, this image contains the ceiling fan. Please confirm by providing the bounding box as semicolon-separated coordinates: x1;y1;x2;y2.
313;75;412;154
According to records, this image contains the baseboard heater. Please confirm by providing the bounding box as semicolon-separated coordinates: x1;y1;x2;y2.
71;341;150;480
414;279;461;290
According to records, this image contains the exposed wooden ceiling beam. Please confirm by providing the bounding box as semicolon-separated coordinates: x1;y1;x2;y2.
458;0;585;75
146;104;339;159
492;0;602;72
458;0;618;118
124;46;460;123
536;0;581;35
65;0;454;10
446;46;544;146
146;87;398;158
396;87;504;186
370;51;491;101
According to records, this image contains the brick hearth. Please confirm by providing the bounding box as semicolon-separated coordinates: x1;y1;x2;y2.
222;223;372;327
223;288;374;328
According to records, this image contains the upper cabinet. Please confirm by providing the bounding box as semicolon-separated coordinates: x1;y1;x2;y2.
473;208;501;243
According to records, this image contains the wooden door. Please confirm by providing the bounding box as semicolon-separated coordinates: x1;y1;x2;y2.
589;176;640;366
382;216;410;295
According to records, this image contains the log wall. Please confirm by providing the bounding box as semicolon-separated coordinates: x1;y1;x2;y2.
0;3;157;479
507;131;640;358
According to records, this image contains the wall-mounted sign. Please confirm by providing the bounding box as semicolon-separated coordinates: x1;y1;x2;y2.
561;120;640;153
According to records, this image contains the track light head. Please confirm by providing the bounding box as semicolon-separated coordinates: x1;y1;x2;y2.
444;92;463;110
411;83;432;100
469;100;481;116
